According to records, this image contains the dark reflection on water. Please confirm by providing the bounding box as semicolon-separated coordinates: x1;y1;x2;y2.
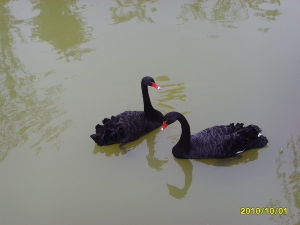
0;1;71;162
110;0;158;24
267;136;300;225
177;0;281;29
167;158;193;199
196;147;261;167
30;0;93;61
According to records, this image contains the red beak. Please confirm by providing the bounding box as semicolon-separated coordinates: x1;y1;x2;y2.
151;82;161;90
161;121;168;131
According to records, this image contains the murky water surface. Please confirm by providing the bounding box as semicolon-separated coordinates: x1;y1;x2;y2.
1;1;300;225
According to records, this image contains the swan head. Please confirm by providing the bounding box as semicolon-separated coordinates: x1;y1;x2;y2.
161;111;182;131
142;76;161;90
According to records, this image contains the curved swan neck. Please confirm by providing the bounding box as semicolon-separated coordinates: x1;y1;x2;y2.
141;82;155;115
175;113;191;150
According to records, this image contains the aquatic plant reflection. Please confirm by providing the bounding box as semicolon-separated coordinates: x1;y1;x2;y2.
178;0;281;29
267;136;300;225
154;75;187;114
110;0;158;24
0;1;71;161
30;0;93;61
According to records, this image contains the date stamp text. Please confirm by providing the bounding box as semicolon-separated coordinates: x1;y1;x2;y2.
240;207;288;215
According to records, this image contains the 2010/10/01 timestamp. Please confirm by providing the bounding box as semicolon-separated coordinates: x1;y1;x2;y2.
240;207;288;215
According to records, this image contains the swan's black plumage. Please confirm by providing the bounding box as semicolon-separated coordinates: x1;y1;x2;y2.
90;77;163;146
162;112;268;159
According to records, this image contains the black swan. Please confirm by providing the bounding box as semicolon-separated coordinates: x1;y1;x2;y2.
90;76;164;146
161;112;268;158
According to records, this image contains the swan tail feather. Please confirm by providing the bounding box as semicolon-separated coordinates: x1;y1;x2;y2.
91;115;126;145
234;125;268;151
102;118;110;124
91;126;125;146
95;124;103;133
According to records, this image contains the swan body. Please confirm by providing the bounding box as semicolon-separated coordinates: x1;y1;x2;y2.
91;76;163;146
161;112;268;159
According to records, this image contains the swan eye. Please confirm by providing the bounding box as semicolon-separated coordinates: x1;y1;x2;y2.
161;121;168;131
151;82;161;90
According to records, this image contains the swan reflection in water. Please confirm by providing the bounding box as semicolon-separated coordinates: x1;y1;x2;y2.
93;128;168;171
166;145;262;199
195;146;260;167
94;134;264;199
167;158;193;199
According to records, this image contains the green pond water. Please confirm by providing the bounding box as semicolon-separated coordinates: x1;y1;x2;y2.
1;1;300;225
